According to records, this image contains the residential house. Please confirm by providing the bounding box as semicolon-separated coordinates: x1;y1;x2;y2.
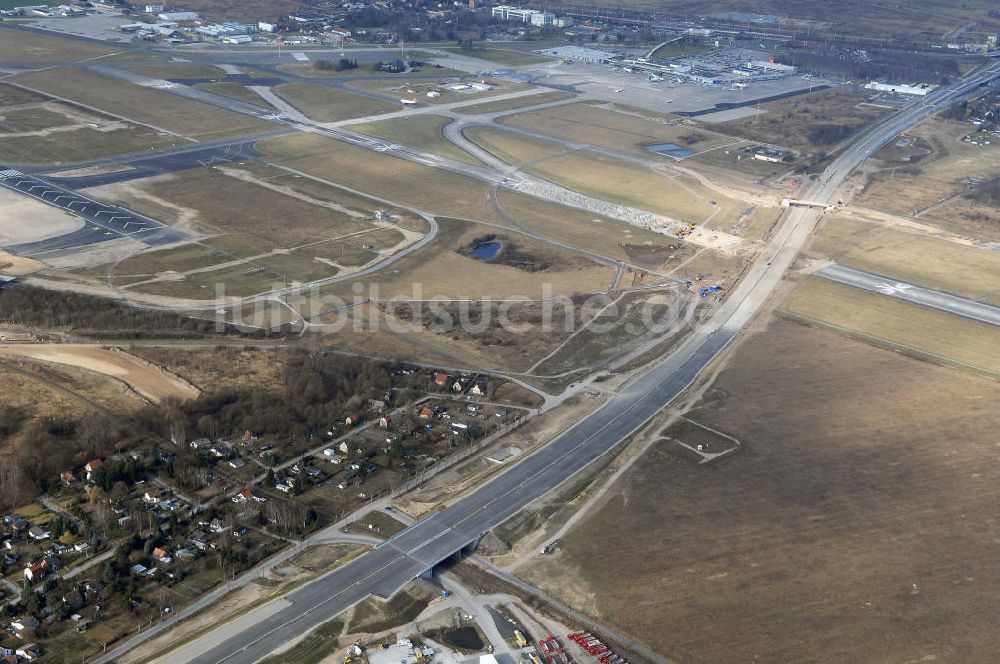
378;415;393;429
368;399;387;412
232;489;266;504
228;458;246;469
84;458;103;480
130;563;150;577
345;414;361;427
189;438;211;451
15;643;41;660
187;533;208;551
27;526;49;541
434;372;451;387
3;515;26;531
11;617;39;635
452;379;466;393
62;591;85;611
142;489;161;505
152;547;172;564
60;471;76;485
418;406;434;419
469;382;486;396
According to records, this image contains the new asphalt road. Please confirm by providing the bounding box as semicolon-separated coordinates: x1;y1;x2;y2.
815;264;1000;327
100;59;1000;664
0;168;186;256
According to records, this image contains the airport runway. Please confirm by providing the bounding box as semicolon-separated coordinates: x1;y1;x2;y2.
98;56;1000;664
43;138;274;188
0;168;186;256
815;264;1000;327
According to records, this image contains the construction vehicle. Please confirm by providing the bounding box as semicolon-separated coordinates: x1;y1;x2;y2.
514;631;528;648
673;220;695;238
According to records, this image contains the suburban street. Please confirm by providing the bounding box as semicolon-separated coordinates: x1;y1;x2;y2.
96;54;1000;664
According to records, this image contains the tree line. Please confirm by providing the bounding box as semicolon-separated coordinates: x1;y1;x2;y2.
780;48;961;83
0;285;286;339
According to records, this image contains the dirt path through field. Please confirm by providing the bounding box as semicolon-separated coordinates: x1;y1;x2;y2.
0;344;199;402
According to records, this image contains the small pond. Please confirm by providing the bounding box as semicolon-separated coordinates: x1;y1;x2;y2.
471;241;501;260
441;626;484;652
645;142;694;158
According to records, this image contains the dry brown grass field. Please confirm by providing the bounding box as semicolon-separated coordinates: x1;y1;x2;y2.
779;276;1000;377
709;87;888;151
273;83;396;122
503;102;737;158
519;317;1000;663
12;68;273;140
87;168;370;246
0;345;197;403
497;190;679;266
0;360;101;421
468;127;741;222
464;125;569;165
0;125;178;166
126;346;286;392
0;26;116;62
350;115;480;164
293;217;617;373
856;117;1000;239
257;133;509;224
0;83;179;164
454;91;575;115
121;62;225;80
808;216;1000;304
323;217;612;301
192;81;272;108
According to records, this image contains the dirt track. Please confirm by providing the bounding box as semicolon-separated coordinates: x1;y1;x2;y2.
0;344;199;402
